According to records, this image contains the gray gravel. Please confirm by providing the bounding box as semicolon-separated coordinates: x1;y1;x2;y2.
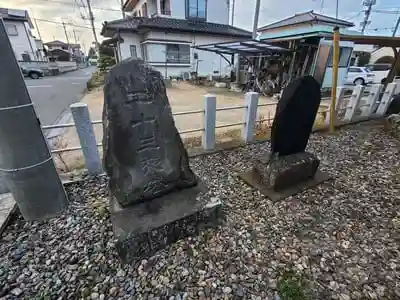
1;120;399;299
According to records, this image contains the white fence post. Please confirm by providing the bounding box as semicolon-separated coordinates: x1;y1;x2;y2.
70;103;102;174
202;94;216;150
343;85;365;122
376;83;397;116
242;92;259;143
362;84;383;117
325;86;345;126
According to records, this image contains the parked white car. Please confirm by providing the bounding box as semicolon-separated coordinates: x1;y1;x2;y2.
365;63;391;84
345;66;375;85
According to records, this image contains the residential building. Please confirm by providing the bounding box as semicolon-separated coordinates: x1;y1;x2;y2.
101;0;252;77
0;8;40;61
44;40;84;62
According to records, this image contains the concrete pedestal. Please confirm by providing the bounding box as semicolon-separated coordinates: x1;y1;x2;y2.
110;182;222;263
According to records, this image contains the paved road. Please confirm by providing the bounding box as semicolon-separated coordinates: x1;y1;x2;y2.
25;67;96;126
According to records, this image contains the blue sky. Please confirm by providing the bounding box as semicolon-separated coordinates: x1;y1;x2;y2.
3;0;400;52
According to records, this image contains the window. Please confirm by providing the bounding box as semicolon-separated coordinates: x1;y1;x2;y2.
161;0;171;15
366;64;391;71
186;0;206;19
21;53;31;62
327;47;353;68
166;44;190;63
130;45;137;58
5;23;18;36
349;67;361;73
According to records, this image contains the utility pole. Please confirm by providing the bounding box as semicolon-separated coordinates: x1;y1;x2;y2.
360;0;376;34
0;19;68;220
393;13;400;37
231;0;235;26
86;0;99;51
335;0;339;19
33;18;43;41
73;29;79;44
62;21;70;45
252;0;261;39
121;0;126;18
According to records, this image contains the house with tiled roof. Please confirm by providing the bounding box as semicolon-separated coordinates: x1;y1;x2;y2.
0;8;42;62
101;0;251;77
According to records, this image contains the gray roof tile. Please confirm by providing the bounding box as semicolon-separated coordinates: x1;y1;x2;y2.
102;17;252;38
258;11;354;31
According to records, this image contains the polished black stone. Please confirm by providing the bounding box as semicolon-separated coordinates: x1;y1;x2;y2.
271;76;322;156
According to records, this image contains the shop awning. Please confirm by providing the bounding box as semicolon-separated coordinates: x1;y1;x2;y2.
192;39;290;56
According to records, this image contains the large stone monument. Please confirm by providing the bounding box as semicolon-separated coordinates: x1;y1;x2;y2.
103;58;222;263
240;76;329;200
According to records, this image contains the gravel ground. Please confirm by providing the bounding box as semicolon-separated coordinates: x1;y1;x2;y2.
1;121;399;300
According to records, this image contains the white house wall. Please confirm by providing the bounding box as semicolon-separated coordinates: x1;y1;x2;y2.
119;33;143;60
138;31;242;76
5;20;38;61
370;47;399;64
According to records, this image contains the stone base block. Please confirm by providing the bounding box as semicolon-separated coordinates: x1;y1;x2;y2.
110;182;222;263
239;152;330;201
256;152;320;191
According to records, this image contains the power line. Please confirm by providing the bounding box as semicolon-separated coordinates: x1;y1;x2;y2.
30;0;121;12
34;18;102;30
372;9;400;14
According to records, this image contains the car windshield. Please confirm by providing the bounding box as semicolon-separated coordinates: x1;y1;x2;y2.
364;67;372;72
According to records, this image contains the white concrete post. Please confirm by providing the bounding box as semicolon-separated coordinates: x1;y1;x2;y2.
70;103;102;174
376;83;397;116
242;92;259;143
343;85;365;122
362;84;383;117
202;94;216;150
325;86;345;126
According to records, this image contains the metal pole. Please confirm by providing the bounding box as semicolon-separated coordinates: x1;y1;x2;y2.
361;0;374;34
335;0;339;19
62;21;70;45
252;0;261;39
231;0;235;26
86;0;99;50
33;18;43;41
120;0;126;18
392;14;400;37
0;20;68;220
73;29;78;45
329;27;340;134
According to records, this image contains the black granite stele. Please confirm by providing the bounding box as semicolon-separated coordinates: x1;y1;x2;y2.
102;58;222;263
240;76;329;199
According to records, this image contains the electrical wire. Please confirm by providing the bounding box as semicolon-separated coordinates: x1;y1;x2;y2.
34;18;102;30
30;0;121;12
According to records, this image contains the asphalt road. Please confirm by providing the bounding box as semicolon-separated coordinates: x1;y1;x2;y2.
25;67;96;126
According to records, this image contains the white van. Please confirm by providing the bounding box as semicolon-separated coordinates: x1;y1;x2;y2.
365;63;391;84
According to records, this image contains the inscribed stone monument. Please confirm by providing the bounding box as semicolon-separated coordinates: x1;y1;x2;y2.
103;58;222;263
240;76;329;200
103;58;197;207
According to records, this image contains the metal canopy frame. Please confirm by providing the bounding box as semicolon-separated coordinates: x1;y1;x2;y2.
192;39;290;56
